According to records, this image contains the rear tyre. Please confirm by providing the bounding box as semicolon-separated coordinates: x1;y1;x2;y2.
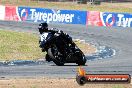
52;56;65;66
53;60;64;66
49;46;65;66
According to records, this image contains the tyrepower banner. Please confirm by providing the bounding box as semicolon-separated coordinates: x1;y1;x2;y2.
0;5;5;20
2;5;132;27
18;7;87;25
100;12;132;27
87;11;132;27
5;6;21;21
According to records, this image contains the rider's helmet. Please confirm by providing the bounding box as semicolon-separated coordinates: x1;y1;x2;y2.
38;22;48;34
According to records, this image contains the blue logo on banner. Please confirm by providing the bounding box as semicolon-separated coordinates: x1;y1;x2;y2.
20;8;28;21
18;7;87;25
101;12;132;27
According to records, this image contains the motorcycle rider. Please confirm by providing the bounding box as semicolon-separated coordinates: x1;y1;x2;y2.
38;22;54;52
38;22;75;52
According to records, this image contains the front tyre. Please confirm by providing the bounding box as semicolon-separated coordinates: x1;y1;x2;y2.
75;50;86;66
77;55;86;66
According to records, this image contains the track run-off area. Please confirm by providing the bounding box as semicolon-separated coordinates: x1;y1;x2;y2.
0;21;132;78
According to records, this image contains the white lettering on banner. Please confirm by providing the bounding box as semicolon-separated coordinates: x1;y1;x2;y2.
30;9;36;20
30;9;74;23
47;13;52;23
117;14;132;27
35;12;41;22
118;14;124;26
42;13;47;21
53;14;57;21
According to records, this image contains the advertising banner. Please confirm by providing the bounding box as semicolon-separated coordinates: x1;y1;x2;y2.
86;11;103;26
2;5;132;27
100;12;132;27
87;11;132;27
0;5;5;20
5;6;20;21
18;7;87;25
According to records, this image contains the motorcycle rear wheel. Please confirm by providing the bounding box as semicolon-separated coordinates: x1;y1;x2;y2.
52;56;65;66
49;47;65;66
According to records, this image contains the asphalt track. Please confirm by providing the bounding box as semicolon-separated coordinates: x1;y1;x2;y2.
0;21;132;78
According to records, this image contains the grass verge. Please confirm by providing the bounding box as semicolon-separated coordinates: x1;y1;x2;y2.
0;29;96;61
0;29;44;61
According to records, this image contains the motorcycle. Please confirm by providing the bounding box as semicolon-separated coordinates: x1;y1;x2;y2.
40;29;86;66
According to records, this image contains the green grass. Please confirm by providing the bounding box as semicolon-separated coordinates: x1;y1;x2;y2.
0;29;45;61
112;85;124;88
0;0;132;13
0;29;95;61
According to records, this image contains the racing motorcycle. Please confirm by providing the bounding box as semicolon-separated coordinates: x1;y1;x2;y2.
40;29;86;66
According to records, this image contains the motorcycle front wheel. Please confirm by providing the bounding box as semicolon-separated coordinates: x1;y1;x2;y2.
75;50;87;66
